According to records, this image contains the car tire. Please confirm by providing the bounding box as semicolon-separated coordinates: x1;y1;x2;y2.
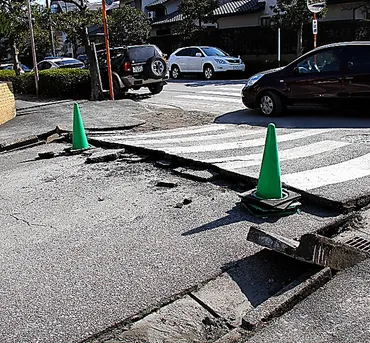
171;65;181;79
149;83;164;95
259;91;283;117
203;65;214;80
147;57;167;79
113;78;122;100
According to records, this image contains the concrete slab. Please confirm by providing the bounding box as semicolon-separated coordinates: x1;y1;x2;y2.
246;258;370;343
0;143;342;343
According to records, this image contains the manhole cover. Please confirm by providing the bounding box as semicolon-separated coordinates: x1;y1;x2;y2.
341;134;370;144
344;236;370;253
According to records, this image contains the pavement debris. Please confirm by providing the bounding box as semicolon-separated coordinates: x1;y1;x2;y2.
173;167;218;182
85;149;125;164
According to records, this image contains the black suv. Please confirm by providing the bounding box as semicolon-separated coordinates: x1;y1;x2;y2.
242;41;370;116
98;44;168;98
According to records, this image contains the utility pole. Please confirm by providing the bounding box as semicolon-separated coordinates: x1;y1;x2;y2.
102;0;114;100
45;0;56;56
26;0;39;97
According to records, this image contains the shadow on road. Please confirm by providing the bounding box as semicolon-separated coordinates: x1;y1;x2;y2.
222;250;318;307
215;106;370;129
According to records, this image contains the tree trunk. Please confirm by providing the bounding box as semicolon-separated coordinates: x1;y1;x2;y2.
83;28;103;101
10;42;22;76
296;23;303;57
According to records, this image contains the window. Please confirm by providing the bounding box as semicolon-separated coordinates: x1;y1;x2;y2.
190;48;203;57
346;46;370;73
296;48;342;74
38;61;51;70
260;17;271;26
201;47;228;57
175;48;192;57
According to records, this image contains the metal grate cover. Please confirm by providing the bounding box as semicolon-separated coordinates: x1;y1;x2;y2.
344;236;370;253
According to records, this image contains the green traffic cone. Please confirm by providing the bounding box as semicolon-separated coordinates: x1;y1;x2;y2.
72;102;89;150
255;123;282;199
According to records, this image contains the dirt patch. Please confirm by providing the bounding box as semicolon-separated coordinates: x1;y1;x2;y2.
132;108;218;133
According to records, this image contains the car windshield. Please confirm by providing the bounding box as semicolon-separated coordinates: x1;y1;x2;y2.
55;59;83;67
201;47;228;57
128;46;158;62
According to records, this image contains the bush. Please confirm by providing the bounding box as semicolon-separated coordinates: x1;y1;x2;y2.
0;68;90;99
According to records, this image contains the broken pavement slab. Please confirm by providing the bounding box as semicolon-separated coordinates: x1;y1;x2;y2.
85;149;126;164
245;258;370;343
173;167;219;182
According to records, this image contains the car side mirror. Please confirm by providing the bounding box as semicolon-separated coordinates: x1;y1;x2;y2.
195;52;202;57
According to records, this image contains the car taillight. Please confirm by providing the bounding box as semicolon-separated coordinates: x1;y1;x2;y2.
123;61;131;72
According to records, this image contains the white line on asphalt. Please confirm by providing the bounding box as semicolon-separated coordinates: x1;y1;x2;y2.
112;128;264;145
103;124;231;140
282;152;370;190
175;95;242;103
209;140;350;170
165;129;334;154
199;91;241;97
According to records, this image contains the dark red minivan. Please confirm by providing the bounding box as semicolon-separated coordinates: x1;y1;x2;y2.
242;42;370;116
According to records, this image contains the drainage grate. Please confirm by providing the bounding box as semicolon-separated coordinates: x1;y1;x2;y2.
344;236;370;253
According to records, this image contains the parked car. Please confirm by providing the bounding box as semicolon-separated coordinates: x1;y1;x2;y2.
242;41;370;116
36;57;85;70
0;63;31;72
168;46;245;80
97;44;168;98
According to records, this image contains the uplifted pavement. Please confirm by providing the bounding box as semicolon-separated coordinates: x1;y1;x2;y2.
0;141;341;343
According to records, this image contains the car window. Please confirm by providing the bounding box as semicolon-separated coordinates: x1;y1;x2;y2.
128;46;158;62
190;48;203;57
201;47;228;57
55;59;83;67
38;61;52;70
175;48;192;57
346;46;370;73
296;48;342;74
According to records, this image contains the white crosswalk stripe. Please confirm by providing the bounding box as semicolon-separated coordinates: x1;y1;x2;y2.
92;124;370;199
175;95;241;103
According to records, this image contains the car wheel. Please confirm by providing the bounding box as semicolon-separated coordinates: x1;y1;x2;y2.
149;83;163;95
203;65;214;80
113;78;122;100
147;57;167;79
171;65;181;79
259;92;282;116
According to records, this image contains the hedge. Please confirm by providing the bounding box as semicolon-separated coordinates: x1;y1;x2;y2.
0;68;90;99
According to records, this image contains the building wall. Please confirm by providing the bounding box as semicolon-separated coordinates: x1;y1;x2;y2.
218;12;266;29
323;3;366;21
0;82;16;126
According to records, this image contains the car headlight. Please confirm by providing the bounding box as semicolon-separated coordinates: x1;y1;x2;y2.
246;73;264;87
215;59;227;64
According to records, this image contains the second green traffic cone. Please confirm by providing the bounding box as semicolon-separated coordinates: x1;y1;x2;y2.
72;102;89;150
255;123;282;199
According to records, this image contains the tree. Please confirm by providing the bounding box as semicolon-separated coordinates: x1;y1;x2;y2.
270;0;326;56
175;0;218;41
0;0;29;75
52;1;103;100
108;7;151;46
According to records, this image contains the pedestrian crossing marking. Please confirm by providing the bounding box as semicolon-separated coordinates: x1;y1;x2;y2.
282;152;370;190
165;129;333;154
199;91;241;97
116;128;264;145
208;140;350;170
175;95;241;103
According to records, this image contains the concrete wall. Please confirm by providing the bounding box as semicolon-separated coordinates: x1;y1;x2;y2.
0;82;16;126
323;3;365;21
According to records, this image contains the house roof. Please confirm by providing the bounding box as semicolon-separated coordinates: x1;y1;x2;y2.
213;0;265;17
146;0;170;9
152;11;183;25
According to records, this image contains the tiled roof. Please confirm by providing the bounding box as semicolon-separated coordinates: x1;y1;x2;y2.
152;11;183;25
213;0;265;16
146;0;169;9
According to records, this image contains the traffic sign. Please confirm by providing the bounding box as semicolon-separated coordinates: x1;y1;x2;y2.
312;19;318;34
307;0;325;13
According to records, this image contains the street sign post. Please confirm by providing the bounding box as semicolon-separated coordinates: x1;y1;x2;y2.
307;0;325;49
102;0;114;100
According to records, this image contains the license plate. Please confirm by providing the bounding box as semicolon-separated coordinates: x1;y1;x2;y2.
233;66;241;70
133;66;143;73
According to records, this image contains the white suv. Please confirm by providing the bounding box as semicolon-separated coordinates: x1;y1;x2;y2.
168;46;245;80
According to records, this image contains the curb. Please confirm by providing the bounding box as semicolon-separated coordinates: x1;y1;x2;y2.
241;267;331;331
16;99;87;112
